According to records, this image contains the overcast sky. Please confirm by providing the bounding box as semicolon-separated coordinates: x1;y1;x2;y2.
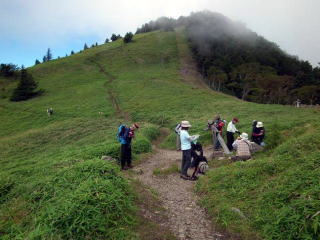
1;0;319;67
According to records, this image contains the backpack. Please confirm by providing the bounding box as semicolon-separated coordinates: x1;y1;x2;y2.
117;124;126;143
198;161;209;174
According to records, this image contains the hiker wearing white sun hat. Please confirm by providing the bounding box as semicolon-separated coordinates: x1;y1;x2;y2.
252;121;265;145
231;132;253;161
179;121;199;180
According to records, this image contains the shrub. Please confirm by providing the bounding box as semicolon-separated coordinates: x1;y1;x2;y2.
105;142;120;159
132;136;151;154
28;160;137;240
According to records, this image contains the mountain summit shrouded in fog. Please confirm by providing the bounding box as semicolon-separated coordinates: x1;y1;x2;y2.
136;11;320;105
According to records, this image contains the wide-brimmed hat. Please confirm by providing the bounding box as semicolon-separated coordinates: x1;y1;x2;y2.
240;132;248;140
181;120;192;128
256;122;263;128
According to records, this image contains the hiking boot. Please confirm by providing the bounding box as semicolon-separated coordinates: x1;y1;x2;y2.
190;176;198;181
180;175;190;180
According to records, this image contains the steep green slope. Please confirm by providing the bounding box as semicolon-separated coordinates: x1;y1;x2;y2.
0;29;319;239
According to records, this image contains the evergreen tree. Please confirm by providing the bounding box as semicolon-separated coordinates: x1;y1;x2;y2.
111;34;118;42
84;43;88;50
123;32;133;43
35;59;40;65
10;69;39;101
43;56;47;62
105;38;110;43
71;50;74;55
91;44;95;48
46;48;52;61
95;42;98;46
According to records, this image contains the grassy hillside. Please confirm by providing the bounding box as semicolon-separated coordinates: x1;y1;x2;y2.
1;29;319;239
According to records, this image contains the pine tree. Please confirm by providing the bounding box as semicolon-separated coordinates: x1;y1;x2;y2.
105;38;110;43
111;34;118;42
35;59;41;65
95;42;98;46
46;48;52;61
43;56;47;62
91;44;95;48
123;32;133;43
10;69;39;101
84;43;88;50
71;50;74;55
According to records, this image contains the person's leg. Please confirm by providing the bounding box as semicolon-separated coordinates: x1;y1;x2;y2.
120;144;126;170
227;132;234;151
181;150;186;176
182;149;191;177
215;134;221;150
127;145;132;168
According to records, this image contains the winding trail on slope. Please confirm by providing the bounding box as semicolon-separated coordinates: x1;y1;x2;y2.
87;58;130;121
133;146;228;240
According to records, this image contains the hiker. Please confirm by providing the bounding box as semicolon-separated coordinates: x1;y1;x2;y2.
226;118;240;151
118;123;139;170
190;141;208;180
174;122;182;151
252;121;265;146
47;107;53;116
211;115;226;151
231;133;253;161
180;121;199;180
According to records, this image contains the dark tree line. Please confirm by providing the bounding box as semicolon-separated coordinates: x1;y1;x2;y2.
135;11;320;105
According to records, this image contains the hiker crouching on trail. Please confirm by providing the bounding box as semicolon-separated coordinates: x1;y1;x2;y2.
227;118;240;151
231;133;253;161
179;121;199;180
252;121;265;146
119;123;139;170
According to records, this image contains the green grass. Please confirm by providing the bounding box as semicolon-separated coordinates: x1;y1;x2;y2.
0;29;320;239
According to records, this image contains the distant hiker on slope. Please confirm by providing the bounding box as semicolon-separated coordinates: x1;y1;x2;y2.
174;122;182;151
226;118;240;151
252;121;265;146
117;123;139;170
179;121;199;180
231;133;253;161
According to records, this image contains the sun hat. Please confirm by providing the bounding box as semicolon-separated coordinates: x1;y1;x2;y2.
240;132;248;140
133;123;140;129
181;120;192;128
256;122;263;128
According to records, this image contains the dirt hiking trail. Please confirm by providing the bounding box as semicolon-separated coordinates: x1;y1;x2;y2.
133;146;230;240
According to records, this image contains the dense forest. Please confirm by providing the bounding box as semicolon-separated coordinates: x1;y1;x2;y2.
136;11;320;105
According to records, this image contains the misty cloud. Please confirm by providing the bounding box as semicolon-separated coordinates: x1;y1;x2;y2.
1;0;319;66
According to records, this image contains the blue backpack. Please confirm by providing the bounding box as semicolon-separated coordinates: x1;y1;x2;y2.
117;124;126;143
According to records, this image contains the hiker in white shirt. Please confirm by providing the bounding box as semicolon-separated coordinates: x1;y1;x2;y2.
227;118;240;151
179;121;199;180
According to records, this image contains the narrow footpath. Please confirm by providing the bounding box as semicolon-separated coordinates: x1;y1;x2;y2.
133;146;227;240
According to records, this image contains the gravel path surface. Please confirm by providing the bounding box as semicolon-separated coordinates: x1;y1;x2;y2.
133;147;227;240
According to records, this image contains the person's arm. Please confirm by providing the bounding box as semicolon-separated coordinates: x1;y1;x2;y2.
232;140;238;150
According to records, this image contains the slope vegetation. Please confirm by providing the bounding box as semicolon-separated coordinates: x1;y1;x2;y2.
0;29;319;239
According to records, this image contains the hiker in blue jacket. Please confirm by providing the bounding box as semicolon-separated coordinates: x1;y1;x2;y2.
118;123;139;170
